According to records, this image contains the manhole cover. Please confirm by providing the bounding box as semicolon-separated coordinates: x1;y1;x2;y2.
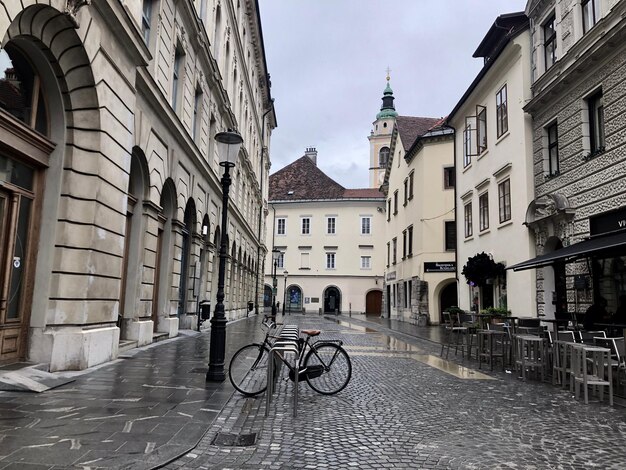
212;432;257;447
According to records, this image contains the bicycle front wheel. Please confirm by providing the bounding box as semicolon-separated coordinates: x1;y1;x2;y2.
228;343;270;396
304;343;352;395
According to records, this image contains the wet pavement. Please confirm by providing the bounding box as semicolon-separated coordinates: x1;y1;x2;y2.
2;314;626;469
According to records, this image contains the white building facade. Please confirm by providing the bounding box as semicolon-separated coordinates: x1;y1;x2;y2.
264;151;385;315
0;0;275;370
447;13;537;317
382;117;457;325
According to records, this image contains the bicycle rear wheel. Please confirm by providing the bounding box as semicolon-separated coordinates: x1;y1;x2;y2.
304;343;352;395
228;343;270;396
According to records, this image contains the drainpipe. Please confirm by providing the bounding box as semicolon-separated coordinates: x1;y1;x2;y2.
255;100;275;315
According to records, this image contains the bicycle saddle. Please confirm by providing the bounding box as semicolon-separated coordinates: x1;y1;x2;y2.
301;329;320;337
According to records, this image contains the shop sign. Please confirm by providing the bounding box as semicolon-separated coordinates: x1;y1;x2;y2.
386;271;396;281
590;206;626;236
424;262;456;273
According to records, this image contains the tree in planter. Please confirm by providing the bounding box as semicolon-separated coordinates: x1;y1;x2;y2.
461;252;506;287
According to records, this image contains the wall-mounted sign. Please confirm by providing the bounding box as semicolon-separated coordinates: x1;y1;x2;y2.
305;297;310;304
424;262;456;273
386;271;396;281
590;206;626;236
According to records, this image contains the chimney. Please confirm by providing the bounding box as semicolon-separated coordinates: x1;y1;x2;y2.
305;147;317;165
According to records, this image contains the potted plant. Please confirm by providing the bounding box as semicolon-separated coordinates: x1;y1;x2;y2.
461;252;506;287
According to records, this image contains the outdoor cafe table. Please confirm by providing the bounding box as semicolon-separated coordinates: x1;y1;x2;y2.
539;318;571;334
475;314;518;332
594;322;626;337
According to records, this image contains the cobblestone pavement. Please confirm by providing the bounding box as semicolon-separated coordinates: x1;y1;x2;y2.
0;320;261;470
165;315;626;470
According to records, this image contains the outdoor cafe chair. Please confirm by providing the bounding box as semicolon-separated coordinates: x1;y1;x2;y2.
593;337;626;394
553;331;578;388
579;330;606;343
440;311;469;359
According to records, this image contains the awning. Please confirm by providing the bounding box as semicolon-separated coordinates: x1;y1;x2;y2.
508;230;626;271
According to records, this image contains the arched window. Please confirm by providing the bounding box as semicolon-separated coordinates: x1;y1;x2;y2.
0;44;48;135
379;147;390;168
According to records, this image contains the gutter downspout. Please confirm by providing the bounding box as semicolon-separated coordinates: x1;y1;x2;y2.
254;100;275;315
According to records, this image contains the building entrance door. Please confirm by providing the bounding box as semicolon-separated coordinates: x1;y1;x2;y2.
324;287;341;313
0;186;33;362
365;290;382;315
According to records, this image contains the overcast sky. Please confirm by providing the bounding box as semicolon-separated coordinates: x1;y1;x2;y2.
259;0;527;188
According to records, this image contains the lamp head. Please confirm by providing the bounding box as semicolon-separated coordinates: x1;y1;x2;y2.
283;270;288;279
272;248;281;262
215;129;243;168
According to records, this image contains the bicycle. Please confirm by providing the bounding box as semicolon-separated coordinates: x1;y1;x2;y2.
228;316;352;397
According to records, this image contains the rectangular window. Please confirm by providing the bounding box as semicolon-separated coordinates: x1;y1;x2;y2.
327;217;336;234
445;221;456;251
407;225;413;256
464;202;473;238
142;0;153;44
404;281;409;308
386;242;390;268
193;86;202;141
444;167;455;189
408;171;414;199
361;256;371;269
277;218;286;235
479;192;489;231
496;84;508;138
393;191;398;215
172;45;184;110
301;217;310;235
361;216;371;235
588;91;605;154
326;252;336;269
392;284;396;308
547;122;559;176
277;253;284;269
498;179;512;223
387;199;391;221
402;230;407;259
403;179;408;205
582;0;600;34
477;105;487;153
301;253;310;269
406;281;413;308
463;124;472;167
392;237;397;265
544;15;557;70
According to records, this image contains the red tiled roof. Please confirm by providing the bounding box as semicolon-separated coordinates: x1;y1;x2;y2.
342;188;383;199
269;156;345;201
269;157;384;202
396;116;442;152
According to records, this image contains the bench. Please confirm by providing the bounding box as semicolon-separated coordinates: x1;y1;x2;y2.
265;324;300;417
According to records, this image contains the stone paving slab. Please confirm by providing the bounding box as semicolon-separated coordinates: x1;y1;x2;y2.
0;320;266;470
164;314;626;470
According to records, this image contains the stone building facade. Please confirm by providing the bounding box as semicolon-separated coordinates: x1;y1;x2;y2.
265;150;385;316
515;0;626;319
0;0;275;370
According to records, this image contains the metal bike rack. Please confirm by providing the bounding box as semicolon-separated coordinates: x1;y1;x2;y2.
265;325;300;418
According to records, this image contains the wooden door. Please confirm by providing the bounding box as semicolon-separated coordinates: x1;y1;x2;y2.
366;290;382;315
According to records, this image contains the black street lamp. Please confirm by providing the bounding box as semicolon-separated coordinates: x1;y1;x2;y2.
282;270;288;315
207;129;243;383
271;249;280;318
